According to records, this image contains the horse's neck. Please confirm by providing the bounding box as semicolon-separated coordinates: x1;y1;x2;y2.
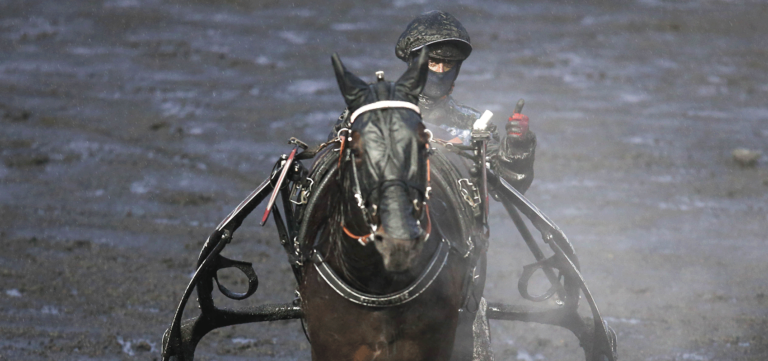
326;199;390;292
329;236;440;295
328;230;388;293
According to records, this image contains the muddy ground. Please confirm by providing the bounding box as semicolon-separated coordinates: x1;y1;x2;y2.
1;0;767;360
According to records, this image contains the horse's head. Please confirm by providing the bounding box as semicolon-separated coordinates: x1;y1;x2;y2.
332;49;432;273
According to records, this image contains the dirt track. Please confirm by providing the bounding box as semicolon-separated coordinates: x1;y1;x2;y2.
1;0;767;360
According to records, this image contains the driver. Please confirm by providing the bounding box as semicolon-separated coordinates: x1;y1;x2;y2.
395;10;536;194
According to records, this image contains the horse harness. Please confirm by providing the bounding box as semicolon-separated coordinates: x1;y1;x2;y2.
337;100;431;246
288;100;485;309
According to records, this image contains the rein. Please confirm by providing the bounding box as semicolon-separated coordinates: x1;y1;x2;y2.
336;100;432;246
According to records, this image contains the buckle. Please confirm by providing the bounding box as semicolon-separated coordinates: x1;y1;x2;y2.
290;178;314;205
458;178;481;208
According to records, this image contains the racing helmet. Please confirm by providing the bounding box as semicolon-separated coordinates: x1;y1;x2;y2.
395;11;472;100
395;10;472;63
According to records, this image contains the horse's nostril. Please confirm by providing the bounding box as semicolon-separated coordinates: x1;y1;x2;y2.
374;235;384;242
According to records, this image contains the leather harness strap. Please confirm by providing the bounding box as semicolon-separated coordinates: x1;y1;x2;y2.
311;238;450;307
341;223;371;246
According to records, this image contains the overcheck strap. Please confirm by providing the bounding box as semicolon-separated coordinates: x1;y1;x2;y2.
349;101;421;125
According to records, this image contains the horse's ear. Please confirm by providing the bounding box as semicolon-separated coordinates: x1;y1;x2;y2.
396;47;429;102
332;53;368;109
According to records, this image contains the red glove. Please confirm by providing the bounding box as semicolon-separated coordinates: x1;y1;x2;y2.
506;113;529;138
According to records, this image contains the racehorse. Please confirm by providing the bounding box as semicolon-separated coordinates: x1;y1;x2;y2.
162;45;617;361
296;48;475;361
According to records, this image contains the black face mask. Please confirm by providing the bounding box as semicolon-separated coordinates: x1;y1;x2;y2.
422;64;459;100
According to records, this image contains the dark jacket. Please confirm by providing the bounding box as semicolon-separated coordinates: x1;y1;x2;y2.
419;95;536;194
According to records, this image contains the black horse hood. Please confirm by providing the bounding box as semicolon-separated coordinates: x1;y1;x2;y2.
331;50;430;241
331;49;428;184
395;10;472;62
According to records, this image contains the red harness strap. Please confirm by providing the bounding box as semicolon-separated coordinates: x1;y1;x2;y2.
342;224;372;246
337;131;347;169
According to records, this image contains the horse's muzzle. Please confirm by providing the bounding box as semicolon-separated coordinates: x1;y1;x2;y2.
373;226;426;273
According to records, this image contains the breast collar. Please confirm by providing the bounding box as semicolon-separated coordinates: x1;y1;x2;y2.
312;239;450;307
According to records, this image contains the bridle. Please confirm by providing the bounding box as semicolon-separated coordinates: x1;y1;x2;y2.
336;100;433;246
310;101;449;309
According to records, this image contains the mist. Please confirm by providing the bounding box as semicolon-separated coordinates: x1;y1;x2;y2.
1;0;766;359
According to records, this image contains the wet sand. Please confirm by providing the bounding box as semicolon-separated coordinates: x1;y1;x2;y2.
1;0;767;360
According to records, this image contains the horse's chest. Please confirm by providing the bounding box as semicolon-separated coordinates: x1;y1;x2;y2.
300;258;463;361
